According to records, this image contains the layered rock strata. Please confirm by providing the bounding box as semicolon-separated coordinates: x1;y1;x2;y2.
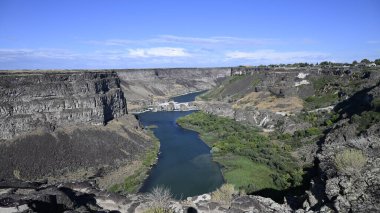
0;71;152;187
117;68;231;111
0;71;126;140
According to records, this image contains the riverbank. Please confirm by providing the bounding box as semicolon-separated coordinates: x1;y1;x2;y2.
108;128;160;194
177;111;304;198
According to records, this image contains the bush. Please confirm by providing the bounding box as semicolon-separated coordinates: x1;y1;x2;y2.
145;186;173;213
211;184;237;205
351;111;380;134
305;127;322;136
334;149;367;174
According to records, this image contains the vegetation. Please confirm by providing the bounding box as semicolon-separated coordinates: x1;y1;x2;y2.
351;111;380;134
304;93;339;109
211;183;237;205
375;59;380;65
144;186;174;213
335;149;367;174
177;112;303;193
109;130;160;194
272;111;334;150
360;58;371;64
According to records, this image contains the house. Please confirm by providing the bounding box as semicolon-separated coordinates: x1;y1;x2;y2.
368;63;377;67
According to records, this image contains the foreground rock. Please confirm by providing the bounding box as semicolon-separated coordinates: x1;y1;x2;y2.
306;83;380;213
0;181;292;213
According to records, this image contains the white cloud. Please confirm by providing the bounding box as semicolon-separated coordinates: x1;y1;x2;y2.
225;49;329;63
0;48;77;61
155;35;282;46
84;35;283;47
128;47;191;58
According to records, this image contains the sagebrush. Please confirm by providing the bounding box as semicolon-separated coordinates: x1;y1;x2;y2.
211;184;237;205
335;149;367;174
144;186;173;213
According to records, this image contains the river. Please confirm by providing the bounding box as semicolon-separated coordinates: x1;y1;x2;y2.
137;91;223;199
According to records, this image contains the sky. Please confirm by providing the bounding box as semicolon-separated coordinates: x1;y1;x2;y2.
0;0;379;69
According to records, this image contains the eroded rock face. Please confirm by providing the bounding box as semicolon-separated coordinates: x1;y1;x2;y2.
0;71;152;185
0;71;126;140
195;101;283;129
117;68;231;111
315;123;380;212
308;84;380;213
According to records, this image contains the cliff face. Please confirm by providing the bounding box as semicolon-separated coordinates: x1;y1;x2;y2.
307;83;380;212
0;71;153;187
0;71;126;140
117;68;231;111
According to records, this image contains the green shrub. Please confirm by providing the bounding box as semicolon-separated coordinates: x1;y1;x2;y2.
334;149;367;174
351;111;380;134
325;120;333;126
211;184;237;205
372;98;380;111
305;127;322;136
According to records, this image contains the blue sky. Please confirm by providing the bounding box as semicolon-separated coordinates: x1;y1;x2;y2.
0;0;379;69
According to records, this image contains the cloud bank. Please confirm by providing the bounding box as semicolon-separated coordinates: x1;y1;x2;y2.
128;47;190;58
0;35;335;69
226;50;329;63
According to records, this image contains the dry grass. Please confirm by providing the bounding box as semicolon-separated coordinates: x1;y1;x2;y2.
233;92;303;113
144;186;174;213
211;183;238;205
335;149;367;174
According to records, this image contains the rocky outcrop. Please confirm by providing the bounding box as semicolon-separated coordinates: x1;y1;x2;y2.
301;84;380;213
0;71;126;140
0;181;292;213
195;101;284;129
117;68;231;111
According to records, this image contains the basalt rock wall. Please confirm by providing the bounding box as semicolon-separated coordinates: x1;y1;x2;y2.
0;71;127;140
117;68;231;111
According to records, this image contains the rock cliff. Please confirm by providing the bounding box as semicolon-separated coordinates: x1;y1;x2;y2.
117;68;231;111
0;71;126;140
0;71;153;189
302;83;380;213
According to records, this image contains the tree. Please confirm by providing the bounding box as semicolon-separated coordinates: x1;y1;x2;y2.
320;61;331;66
352;60;358;65
374;59;380;65
361;59;371;64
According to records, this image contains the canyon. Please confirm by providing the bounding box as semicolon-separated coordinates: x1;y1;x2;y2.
0;66;379;212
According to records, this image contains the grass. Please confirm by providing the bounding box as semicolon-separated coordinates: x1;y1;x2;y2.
109;130;160;194
335;149;367;174
219;156;276;191
304;93;339;109
211;183;237;205
198;86;225;101
177;111;303;194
